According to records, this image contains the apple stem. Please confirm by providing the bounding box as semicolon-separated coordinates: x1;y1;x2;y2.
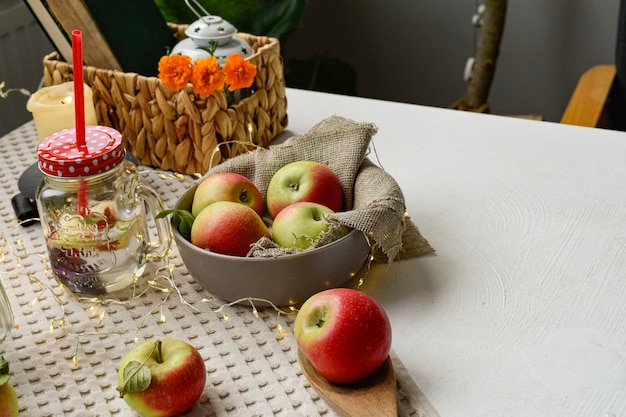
156;340;163;364
239;190;249;203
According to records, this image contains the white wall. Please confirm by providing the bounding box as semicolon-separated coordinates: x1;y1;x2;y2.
0;0;620;136
0;0;52;136
284;0;620;122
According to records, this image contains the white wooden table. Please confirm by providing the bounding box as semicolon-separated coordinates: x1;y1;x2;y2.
1;87;625;416
280;88;626;417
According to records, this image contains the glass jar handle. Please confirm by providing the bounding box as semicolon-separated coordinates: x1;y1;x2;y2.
137;184;172;259
0;281;14;342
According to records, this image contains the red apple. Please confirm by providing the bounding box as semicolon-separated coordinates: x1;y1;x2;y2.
266;161;343;219
294;288;392;384
0;382;17;417
0;357;18;417
191;172;263;217
117;338;206;417
272;202;334;249
191;201;270;257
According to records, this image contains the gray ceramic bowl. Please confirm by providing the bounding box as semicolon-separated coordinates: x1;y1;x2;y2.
172;186;371;306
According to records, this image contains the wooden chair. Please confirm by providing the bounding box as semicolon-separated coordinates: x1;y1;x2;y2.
561;66;617;128
561;1;626;130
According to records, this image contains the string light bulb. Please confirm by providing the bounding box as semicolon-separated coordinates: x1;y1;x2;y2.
276;323;285;337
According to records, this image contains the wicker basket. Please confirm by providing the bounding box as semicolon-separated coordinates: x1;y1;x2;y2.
42;25;288;175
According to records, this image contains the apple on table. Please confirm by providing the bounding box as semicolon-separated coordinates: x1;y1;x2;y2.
0;356;18;417
266;161;343;219
272;202;334;250
294;288;392;384
117;338;206;417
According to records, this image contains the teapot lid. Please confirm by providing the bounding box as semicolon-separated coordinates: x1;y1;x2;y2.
182;0;238;45
185;15;237;46
37;126;125;177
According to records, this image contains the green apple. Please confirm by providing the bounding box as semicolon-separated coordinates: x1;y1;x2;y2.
271;202;334;250
191;201;270;257
0;357;18;417
266;161;343;219
191;172;264;217
117;338;206;417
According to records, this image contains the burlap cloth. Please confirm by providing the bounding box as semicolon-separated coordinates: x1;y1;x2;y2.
205;115;434;262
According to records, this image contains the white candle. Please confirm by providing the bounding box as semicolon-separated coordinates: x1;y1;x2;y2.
26;81;98;141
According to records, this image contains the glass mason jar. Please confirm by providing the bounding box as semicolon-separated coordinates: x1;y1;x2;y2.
35;126;171;296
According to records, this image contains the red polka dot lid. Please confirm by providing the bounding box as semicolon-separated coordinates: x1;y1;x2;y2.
37;126;126;177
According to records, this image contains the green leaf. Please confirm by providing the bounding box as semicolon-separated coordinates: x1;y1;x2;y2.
156;209;195;240
0;356;9;386
239;0;308;41
118;360;152;395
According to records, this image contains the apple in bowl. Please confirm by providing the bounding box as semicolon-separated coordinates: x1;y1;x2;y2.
191;171;264;217
266;160;343;218
191;201;270;257
171;186;371;306
272;202;334;250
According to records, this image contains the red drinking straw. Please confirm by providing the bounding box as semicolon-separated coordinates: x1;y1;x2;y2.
72;30;89;216
72;30;86;148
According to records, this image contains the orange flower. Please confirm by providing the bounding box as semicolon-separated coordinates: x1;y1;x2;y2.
223;54;257;91
158;54;192;91
190;56;225;97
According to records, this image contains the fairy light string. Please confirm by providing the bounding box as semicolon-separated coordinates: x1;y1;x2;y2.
0;155;379;366
0;218;374;367
0;81;30;99
0;235;305;367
